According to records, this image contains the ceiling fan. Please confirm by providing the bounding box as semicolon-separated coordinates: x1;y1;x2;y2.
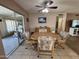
35;0;58;13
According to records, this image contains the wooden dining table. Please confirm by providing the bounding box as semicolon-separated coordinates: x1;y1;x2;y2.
30;32;61;41
29;32;62;50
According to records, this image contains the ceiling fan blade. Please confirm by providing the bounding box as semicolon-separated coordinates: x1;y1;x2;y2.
48;0;53;5
35;5;43;8
43;0;53;5
44;1;48;5
38;9;43;12
48;6;58;9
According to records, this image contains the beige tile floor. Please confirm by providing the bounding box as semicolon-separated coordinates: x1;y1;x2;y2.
8;42;79;59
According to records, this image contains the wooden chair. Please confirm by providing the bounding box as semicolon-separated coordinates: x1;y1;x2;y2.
35;27;51;32
57;31;70;49
24;32;37;49
37;36;55;58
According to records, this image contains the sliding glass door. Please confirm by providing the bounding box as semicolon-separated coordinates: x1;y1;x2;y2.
16;14;24;44
5;20;16;32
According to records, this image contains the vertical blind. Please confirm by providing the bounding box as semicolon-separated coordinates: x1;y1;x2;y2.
6;20;16;32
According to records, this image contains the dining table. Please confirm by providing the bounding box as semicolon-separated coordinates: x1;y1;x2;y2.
30;32;61;41
29;32;62;50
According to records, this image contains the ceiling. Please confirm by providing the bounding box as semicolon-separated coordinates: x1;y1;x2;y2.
0;6;14;16
0;6;23;17
14;0;79;13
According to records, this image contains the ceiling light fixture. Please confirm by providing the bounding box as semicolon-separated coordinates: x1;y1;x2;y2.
42;8;49;13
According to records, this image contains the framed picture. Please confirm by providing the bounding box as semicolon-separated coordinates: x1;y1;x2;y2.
38;17;46;23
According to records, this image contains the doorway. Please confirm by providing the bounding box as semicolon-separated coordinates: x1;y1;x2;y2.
56;14;63;33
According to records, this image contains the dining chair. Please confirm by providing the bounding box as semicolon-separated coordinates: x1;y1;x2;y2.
57;31;70;49
24;32;37;49
37;36;55;58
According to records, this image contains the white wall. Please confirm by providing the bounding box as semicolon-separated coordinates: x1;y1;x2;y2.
29;13;58;32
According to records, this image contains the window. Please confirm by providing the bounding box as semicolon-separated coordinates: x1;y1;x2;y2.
6;20;16;32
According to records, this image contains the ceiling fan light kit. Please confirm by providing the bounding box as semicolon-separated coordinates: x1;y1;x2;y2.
42;8;49;13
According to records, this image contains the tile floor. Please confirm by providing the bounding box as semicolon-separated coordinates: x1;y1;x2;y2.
8;42;79;59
